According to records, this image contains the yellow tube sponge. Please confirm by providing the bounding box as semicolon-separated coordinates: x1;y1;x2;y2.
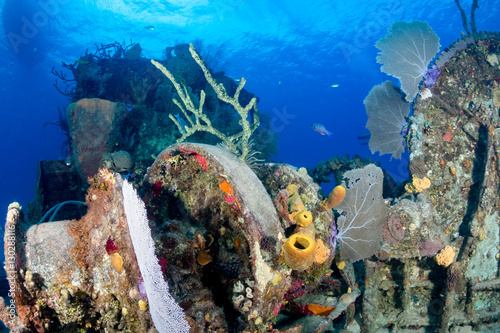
321;185;346;210
295;211;313;227
282;233;317;270
286;184;313;227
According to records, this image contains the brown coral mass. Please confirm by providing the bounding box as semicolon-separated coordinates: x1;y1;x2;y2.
388;214;405;241
382;214;405;244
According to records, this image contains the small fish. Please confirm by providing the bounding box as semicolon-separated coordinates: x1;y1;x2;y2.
145;25;155;30
311;123;332;136
174;113;188;134
330;84;339;88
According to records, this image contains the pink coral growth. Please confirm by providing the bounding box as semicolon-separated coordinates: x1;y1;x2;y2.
158;257;167;274
285;280;308;301
419;238;444;257
224;195;237;205
272;303;282;317
193;154;208;170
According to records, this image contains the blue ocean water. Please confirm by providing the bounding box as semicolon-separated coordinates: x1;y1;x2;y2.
0;0;499;217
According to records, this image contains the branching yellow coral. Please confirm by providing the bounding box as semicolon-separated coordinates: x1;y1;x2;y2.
405;175;431;193
151;43;260;162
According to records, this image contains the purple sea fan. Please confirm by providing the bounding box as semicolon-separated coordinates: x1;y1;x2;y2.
334;164;387;262
364;81;410;160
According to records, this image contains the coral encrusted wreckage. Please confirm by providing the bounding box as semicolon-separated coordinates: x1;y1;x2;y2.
2;33;500;332
362;32;500;332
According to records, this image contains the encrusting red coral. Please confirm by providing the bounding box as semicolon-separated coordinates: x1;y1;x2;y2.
152;181;163;198
285;280;307;300
105;237;118;255
179;146;209;170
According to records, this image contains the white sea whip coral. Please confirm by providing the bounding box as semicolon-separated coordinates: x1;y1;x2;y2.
122;180;190;333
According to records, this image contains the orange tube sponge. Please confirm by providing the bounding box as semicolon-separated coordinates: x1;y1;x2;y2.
321;185;346;210
283;233;317;270
304;304;335;316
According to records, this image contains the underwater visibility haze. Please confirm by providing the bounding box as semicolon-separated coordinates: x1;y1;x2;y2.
0;0;500;332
